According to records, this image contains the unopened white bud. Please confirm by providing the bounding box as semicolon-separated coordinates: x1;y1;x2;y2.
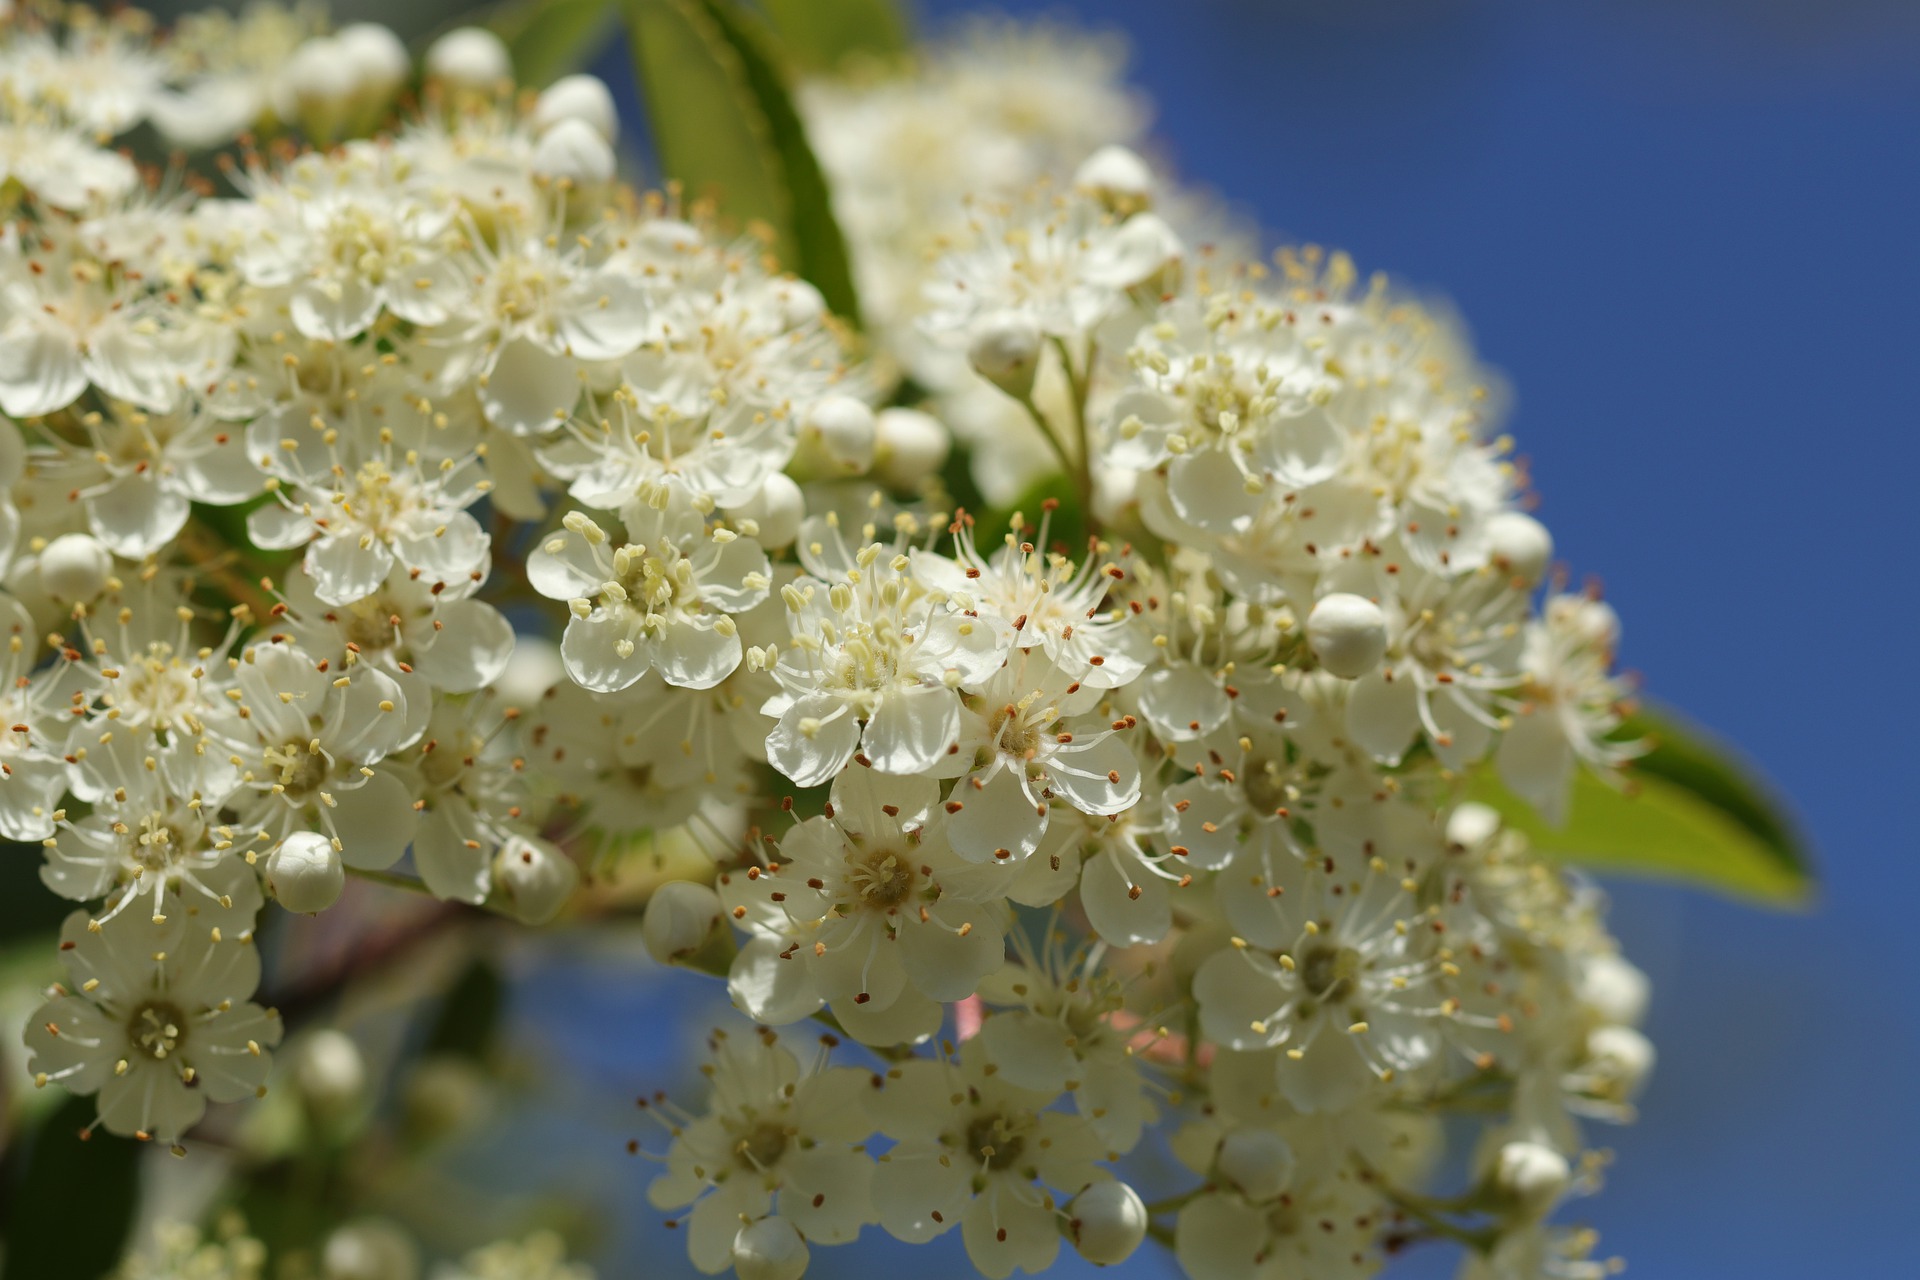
336;24;411;97
1494;1141;1571;1217
967;309;1043;400
294;1029;366;1117
1216;1127;1295;1201
1091;463;1139;528
642;880;723;965
1577;953;1650;1028
775;278;828;328
1066;1180;1148;1266
287;38;358;140
266;831;345;914
533;74;620;143
1487;511;1553;586
1075;145;1156;210
1584;1024;1656;1102
803;395;876;473
1306;593;1388;679
873;408;950;489
323;1218;419;1280
724;473;804;549
1445;801;1502;856
492;834;578;924
731;1216;809;1280
533;118;616;186
425;27;511;93
38;533;112;601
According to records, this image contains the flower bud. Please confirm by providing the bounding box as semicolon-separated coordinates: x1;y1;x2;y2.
533;74;620;142
1075;145;1155;212
642;879;723;965
336;24;411;98
38;532;112;601
1066;1180;1148;1267
287;38;358;141
1084;212;1182;295
967;309;1043;400
294;1028;366;1118
723;473;804;549
1584;1024;1655;1103
802;395;876;474
323;1219;419;1280
266;831;345;914
1306;592;1388;679
1216;1127;1296;1201
873;408;951;489
1486;511;1553;587
492;834;578;924
1493;1141;1571;1217
1549;594;1621;652
731;1217;809;1280
533;118;616;187
1445;801;1502;856
1577;953;1650;1028
425;27;511;93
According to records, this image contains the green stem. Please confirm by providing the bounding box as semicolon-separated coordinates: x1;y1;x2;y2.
1144;1187;1205;1216
1052;336;1098;529
345;865;435;895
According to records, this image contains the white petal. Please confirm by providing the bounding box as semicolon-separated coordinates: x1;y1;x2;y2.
329;770;419;870
88;474;190;558
305;534;394;606
561;611;650;693
728;936;824;1025
655;621;741;690
1079;848;1169;946
1345;670;1420;764
946;767;1046;864
862;684;960;775
481;338;580;435
0;326;85;418
765;695;859;788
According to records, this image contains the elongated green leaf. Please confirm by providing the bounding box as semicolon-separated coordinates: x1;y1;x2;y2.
760;0;910;71
1467;704;1814;907
626;0;862;321
489;0;620;87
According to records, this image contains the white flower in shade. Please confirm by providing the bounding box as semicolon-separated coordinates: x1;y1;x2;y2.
530;499;770;693
541;381;800;512
39;732;256;922
398;691;538;905
931;649;1141;865
424;221;652;436
761;528;1007;788
645;1029;878;1275
1496;593;1639;824
438;1232;595;1280
1172;1169;1386;1280
46;400;258;558
109;1220;268;1280
244;392;494;608
275;566;516;747
1462;1224;1619;1280
1103;289;1345;536
233;146;472;342
0;227;217;418
975;943;1156;1153
23;898;280;1145
1342;567;1527;770
2;13;167;137
910;512;1148;688
1195;830;1518;1113
146;3;325;149
0;596;71;842
0;123;139;213
869;1046;1110;1280
60;572;233;742
208;642;418;871
721;766;1012;1041
1051;752;1181;945
524;677;758;838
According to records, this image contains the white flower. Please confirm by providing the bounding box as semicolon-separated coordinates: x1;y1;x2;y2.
931;649;1141;864
46;400;258;558
207;642;418;870
645;1029;877;1274
1495;593;1639;824
0;595;70;842
721;765;1011;1040
436;1232;595;1280
396;691;537;904
869;1046;1109;1280
24;899;281;1144
530;499;769;693
761;526;1006;787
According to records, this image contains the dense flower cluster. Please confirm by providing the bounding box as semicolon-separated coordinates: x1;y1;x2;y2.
4;6;1652;1279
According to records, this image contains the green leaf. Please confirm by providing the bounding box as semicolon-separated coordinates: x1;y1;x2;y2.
626;0;862;322
489;0;621;87
1466;704;1814;907
759;0;911;71
2;1094;140;1278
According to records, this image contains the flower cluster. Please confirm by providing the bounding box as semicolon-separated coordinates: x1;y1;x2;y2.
2;6;1653;1279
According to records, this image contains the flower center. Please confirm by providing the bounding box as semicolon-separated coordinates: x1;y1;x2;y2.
735;1120;789;1171
1299;942;1358;1005
128;1001;189;1061
848;842;915;912
965;1111;1029;1172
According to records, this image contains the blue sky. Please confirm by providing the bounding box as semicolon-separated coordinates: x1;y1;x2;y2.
548;2;1920;1275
